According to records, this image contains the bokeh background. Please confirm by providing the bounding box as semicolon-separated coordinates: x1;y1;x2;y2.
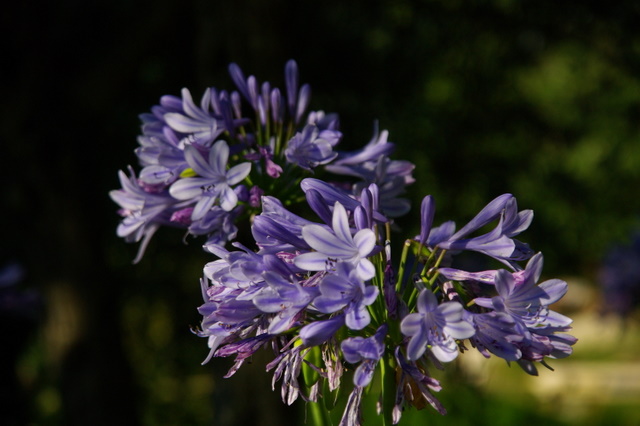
3;0;640;425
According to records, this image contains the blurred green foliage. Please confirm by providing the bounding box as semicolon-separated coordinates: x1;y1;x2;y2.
4;0;640;425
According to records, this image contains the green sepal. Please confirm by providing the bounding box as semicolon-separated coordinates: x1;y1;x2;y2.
179;167;197;178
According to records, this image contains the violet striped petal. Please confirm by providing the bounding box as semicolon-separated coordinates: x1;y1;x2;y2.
184;145;215;178
226;162;252;185
294;251;332;272
169;177;209;200
301;225;357;258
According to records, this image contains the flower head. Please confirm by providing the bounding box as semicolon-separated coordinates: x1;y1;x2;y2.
401;289;475;362
112;59;576;425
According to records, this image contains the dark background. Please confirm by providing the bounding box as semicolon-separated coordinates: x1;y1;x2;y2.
3;1;640;425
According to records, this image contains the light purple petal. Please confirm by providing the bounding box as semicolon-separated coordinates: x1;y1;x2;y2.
400;313;422;336
538;279;568;305
302;225;355;258
296;84;311;123
353;361;376;387
356;258;375;281
438;302;464;322
209;140;229;176
268;313;296;335
430;340;459;362
139;165;173;185
361;285;379;306
449;194;513;241
428;221;456;246
332;203;352;244
443;320;475;340
181;88;209;121
438;268;497;284
164;113;212;134
192;195;216;220
346;304;371;330
294;251;330;271
226;162;252;185
494;269;516;298
406;331;428;361
417;289;437;313
473;297;493;309
314;296;348;313
541;310;573;328
320;274;352;295
228;63;249;101
353;229;375;258
299;315;345;347
253;291;285;313
183;144;215;178
169;177;209;200
219;185;238;211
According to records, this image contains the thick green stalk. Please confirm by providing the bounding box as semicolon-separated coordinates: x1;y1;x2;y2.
308;400;331;426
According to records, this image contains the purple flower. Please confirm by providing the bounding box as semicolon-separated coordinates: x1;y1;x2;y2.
435;194;534;266
251;196;313;254
188;205;242;244
352;157;415;218
169;140;251;217
163;88;224;146
326;126;415;218
327;123;394;168
229;59;311;126
109;167;183;263
253;271;319;334
341;324;387;387
294;202;376;280
300;178;370;217
400;289;475;362
299;314;345;347
465;311;522;361
473;254;568;327
313;263;379;330
466;254;576;372
285;124;340;170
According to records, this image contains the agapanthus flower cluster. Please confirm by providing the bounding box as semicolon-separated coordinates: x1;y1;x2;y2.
112;61;576;425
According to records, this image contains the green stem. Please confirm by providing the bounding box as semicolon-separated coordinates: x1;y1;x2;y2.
380;355;396;426
395;240;411;292
308;400;331;426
